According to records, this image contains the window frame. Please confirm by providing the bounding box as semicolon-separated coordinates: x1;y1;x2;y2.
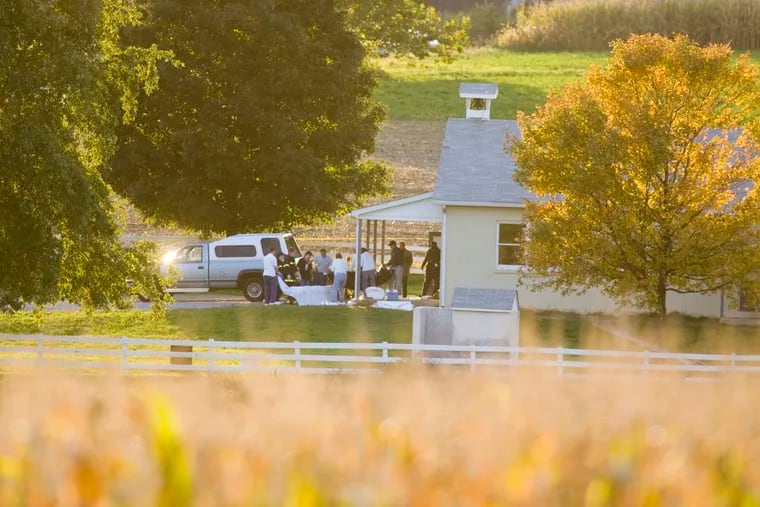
214;244;257;258
177;245;204;264
496;221;525;271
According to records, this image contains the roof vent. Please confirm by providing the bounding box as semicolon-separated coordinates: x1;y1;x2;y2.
459;82;498;120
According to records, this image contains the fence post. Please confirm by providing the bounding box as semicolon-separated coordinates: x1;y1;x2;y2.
208;338;216;372
508;345;518;368
121;337;128;374
37;335;43;366
470;344;477;372
557;347;564;376
294;341;301;369
730;353;736;372
36;335;44;367
170;343;193;366
382;341;389;364
643;350;650;377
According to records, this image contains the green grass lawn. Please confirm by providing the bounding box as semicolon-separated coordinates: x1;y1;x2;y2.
374;48;760;121
0;307;413;343
3;306;760;355
0;310;179;338
168;305;412;343
374;49;608;120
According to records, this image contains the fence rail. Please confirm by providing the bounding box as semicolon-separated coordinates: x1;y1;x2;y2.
2;334;760;378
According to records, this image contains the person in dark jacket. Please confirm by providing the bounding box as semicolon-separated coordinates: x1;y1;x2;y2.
297;250;314;286
420;241;440;297
278;251;298;285
385;240;404;293
400;241;413;298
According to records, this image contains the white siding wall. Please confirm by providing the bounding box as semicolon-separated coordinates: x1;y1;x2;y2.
443;206;722;318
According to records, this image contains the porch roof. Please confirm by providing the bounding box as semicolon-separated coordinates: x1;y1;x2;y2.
349;192;442;222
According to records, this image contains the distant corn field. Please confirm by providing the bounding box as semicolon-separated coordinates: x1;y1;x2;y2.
498;0;760;51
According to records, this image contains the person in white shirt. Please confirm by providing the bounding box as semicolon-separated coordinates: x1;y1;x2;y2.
359;248;376;290
262;247;279;305
331;252;349;303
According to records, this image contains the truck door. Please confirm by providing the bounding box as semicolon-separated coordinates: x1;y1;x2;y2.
174;244;208;288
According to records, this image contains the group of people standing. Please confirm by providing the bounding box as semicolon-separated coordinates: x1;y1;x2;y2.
261;240;441;305
384;240;440;298
262;247;349;305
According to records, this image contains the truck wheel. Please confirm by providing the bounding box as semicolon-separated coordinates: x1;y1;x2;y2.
242;277;264;302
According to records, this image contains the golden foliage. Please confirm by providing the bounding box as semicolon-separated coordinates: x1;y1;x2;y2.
512;34;760;315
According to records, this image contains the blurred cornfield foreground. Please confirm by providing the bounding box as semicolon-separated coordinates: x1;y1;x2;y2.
0;369;758;506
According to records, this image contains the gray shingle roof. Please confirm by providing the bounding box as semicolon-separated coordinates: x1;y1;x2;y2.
459;83;498;99
451;288;518;312
432;119;535;206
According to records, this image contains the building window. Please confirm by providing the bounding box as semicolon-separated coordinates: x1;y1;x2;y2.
497;223;524;268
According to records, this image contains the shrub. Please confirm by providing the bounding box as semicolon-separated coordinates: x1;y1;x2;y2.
468;1;509;45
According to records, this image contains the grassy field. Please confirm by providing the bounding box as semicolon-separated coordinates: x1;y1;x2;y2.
497;0;760;52
373;48;760;121
374;49;608;120
3;304;760;354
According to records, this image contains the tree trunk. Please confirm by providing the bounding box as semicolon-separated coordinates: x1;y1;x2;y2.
656;272;668;346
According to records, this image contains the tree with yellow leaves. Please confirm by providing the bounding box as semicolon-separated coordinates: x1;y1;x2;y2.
512;34;760;316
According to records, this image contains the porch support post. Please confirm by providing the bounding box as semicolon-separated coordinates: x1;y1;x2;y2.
440;205;447;306
354;218;362;299
381;221;386;264
373;220;378;259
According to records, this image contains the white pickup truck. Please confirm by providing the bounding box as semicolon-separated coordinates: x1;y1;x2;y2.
161;233;301;302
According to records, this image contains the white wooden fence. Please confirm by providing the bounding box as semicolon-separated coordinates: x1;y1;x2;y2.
3;334;760;378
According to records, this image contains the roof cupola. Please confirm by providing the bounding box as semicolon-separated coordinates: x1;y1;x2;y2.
459;82;498;120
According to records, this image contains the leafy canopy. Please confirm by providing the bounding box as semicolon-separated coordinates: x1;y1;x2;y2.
0;0;172;309
109;0;391;235
512;34;760;315
340;0;470;60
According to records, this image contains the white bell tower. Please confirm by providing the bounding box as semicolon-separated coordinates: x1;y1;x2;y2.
459;82;498;120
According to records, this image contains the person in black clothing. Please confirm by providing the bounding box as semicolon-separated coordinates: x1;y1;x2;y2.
385;240;404;293
278;251;298;285
420;241;440;297
297;251;314;286
400;241;413;298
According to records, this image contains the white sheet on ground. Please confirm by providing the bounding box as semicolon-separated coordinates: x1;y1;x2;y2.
277;277;336;305
364;286;385;300
372;300;414;311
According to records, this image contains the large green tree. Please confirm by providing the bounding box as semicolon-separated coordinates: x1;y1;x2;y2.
0;0;170;308
108;0;391;235
340;0;469;59
512;34;760;316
